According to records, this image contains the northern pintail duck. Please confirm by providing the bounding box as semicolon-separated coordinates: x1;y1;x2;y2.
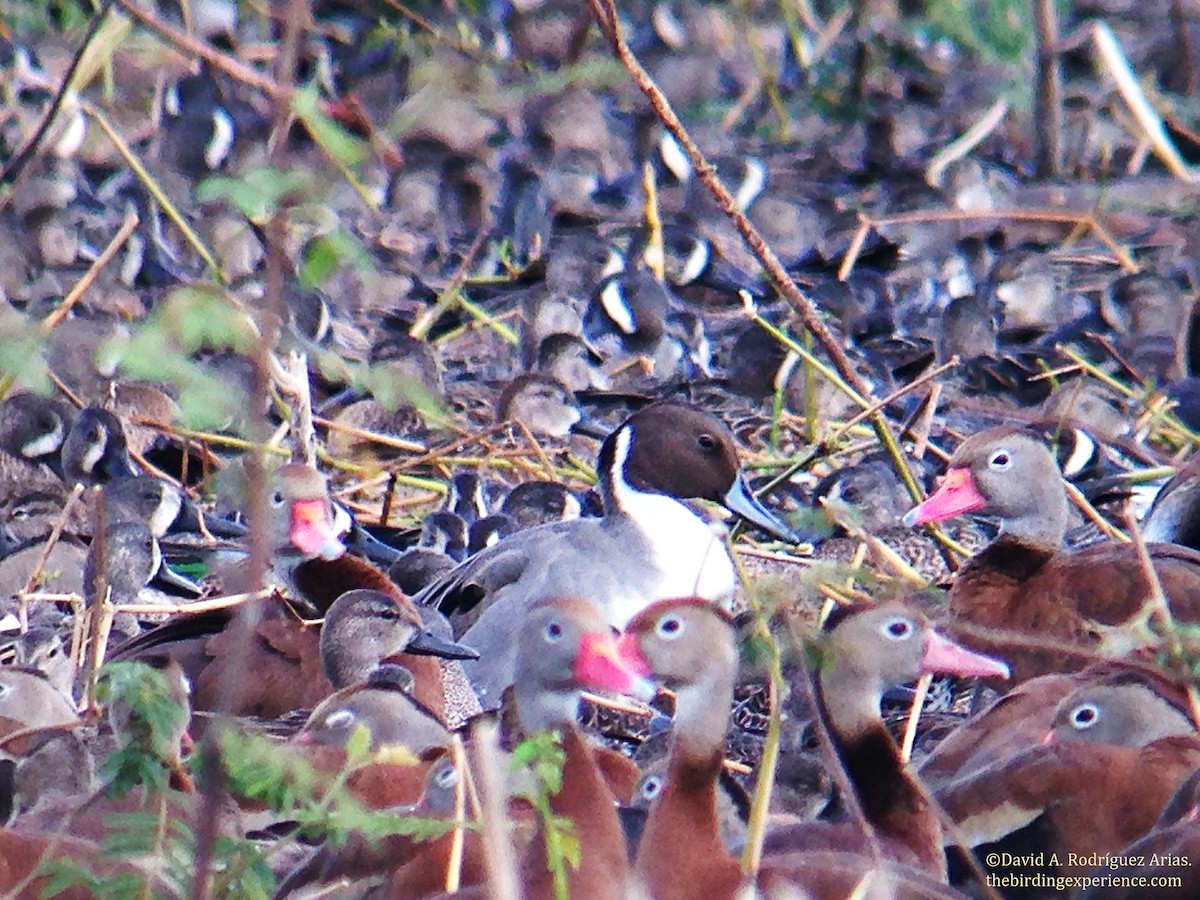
415;401;805;706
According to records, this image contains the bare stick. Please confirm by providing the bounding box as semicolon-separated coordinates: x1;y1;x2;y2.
42;212;139;331
1032;0;1063;178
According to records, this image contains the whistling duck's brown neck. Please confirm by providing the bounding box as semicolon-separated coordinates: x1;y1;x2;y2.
636;651;741;899
991;483;1069;551
815;676;945;874
671;659;736;765
819;657;889;744
524;725;629;900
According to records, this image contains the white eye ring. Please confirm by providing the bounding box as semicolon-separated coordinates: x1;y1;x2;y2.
324;709;355;729
656;616;684;639
881;616;914;641
434;763;458;790
640;774;664;801
270;491;286;507
1070;702;1101;729
988;450;1012;470
543;621;564;643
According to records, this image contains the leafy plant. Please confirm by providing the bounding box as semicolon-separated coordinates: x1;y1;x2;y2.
511;730;580;900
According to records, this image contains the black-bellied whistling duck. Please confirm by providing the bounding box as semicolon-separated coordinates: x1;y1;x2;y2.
933;674;1200;882
920;666;1191;790
1076;769;1200;900
1047;676;1195;747
504;597;654;900
278;749;491;897
114;465;478;724
903;426;1200;681
616;599;1008;898
616;598;744;900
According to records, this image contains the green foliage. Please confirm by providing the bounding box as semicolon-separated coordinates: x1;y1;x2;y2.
0;323;53;394
96;661;189;797
39;859;150;900
918;0;1032;64
40;662;275;899
299;231;373;288
218;728;457;848
292;82;369;169
196;167;311;223
511;731;581;900
1;0;94;35
99;287;255;431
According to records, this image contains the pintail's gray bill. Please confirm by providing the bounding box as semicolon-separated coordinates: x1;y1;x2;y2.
723;475;810;544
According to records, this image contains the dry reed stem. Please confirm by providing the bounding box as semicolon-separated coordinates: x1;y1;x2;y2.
112;587;277;617
469;719;520;900
1092;21;1194;181
1122;511;1200;729
899;672;931;764
42;211;139;331
312;415;426;453
445;735;469;893
1063;479;1128;543
926;99;1010;187
18;483;86;619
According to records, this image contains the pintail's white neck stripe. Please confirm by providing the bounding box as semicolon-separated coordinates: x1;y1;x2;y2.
607;424;736;616
79;425;108;475
1061;428;1095;479
206;108;235;170
21;418;64;460
680;239;709;285
600;280;637;335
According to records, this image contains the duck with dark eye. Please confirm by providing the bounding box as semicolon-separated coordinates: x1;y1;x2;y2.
113;466;479;725
934;673;1200;885
414;401;807;708
903;426;1200;682
61;406;138;486
615;599;1008;898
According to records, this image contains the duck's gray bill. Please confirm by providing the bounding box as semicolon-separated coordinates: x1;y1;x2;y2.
723;475;807;544
406;629;480;661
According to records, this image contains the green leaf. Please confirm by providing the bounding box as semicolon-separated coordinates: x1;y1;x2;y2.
197;167;309;221
344;721;373;761
293;82;368;168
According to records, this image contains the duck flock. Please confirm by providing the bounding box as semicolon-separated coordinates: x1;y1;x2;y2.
4;0;1200;897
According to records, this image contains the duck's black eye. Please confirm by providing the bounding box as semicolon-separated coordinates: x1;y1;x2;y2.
270;491;286;507
697;433;717;453
988;450;1011;470
434;764;458;790
641;775;663;800
1071;702;1100;729
544;621;564;643
881;617;913;640
656;616;683;638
